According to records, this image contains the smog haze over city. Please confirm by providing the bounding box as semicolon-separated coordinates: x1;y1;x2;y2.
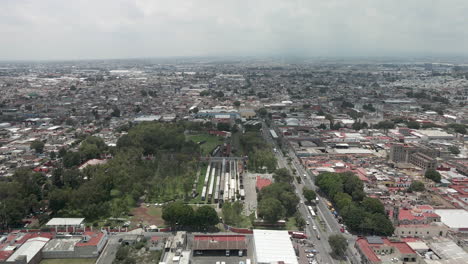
0;1;467;264
1;0;468;60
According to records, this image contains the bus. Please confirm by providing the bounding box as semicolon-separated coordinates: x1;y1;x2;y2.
291;232;307;239
308;206;316;218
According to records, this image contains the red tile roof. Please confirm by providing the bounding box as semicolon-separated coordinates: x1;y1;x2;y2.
356;237;416;263
256;176;272;191
356;238;380;263
76;232;105;247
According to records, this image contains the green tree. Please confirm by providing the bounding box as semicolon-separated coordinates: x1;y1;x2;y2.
30;140;45;153
448;146;460;155
409;181;425;192
407;121;420;129
194;205;219;228
425;169;441;183
448;123;466;134
273;168;291;183
233;101;241;107
334;192;352;211
370;213;395;236
63;152;82;168
375;120;395;130
258;198;285;223
162;202;194;227
361;197;385;215
280;192;299;216
257;108;268;118
294;211;306;230
329;234;347;258
115;246;130;261
111;107;121;117
58;147;67;158
318;124;327;130
222;201;243;226
303;188;316;203
217;122;230;131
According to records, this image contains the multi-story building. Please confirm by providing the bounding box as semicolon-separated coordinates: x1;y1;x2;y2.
355;236;418;264
389;143;438;171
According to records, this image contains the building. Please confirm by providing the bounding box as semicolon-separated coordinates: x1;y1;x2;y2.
4;237;50;264
395;222;448;238
42;232;107;259
434;209;468;233
192;235;247;256
397;206;441;225
355;236;417;264
253;229;298;264
408;152;437;172
0;233;54;264
424;238;468;263
45;218;85;233
389;143;438;171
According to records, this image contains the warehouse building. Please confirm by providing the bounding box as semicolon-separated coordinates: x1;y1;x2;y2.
253;230;298;264
192;235;247;256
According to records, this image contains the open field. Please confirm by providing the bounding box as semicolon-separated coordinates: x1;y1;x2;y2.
130;205;164;227
186;134;223;155
40;259;96;264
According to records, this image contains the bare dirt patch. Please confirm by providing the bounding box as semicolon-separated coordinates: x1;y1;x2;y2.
130;205;165;227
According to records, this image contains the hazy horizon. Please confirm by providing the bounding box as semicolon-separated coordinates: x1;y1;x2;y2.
1;0;467;61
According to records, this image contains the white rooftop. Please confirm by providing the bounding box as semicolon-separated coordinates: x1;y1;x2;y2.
434;209;468;229
46;218;85;226
253;229;298;264
334;148;373;154
7;237;50;262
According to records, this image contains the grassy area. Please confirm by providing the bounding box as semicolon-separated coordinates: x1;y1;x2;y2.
189;163;208;204
186;134;223;155
285;217;298;231
40;259;96;264
231;131;244;155
236;215;253;228
147;207;162;217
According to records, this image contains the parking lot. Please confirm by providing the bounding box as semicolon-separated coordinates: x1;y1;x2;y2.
293;239;319;264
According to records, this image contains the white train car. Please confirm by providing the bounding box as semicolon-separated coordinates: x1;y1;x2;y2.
208;163;217;201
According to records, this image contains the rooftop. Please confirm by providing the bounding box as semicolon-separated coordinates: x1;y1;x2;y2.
253;229;298;264
7;237;50;263
46;218;85;227
434;209;468;229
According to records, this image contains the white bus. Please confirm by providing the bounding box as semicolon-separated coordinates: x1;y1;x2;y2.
308;206;316;217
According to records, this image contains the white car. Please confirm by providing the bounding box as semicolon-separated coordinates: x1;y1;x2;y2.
312;225;317;230
306;221;310;225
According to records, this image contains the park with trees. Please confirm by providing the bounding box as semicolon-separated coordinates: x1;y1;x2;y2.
0;122;208;228
316;172;394;236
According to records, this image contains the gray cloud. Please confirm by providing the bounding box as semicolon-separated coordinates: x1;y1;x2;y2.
0;0;467;60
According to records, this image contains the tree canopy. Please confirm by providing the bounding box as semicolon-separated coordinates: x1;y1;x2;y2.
425;169;441;183
316;172;394;236
257;182;299;223
303;188;316;203
409;181;425;192
329;234;347;258
30;140;45;154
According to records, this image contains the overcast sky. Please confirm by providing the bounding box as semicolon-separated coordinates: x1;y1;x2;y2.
1;0;467;60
